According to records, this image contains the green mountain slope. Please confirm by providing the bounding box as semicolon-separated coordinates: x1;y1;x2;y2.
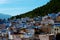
11;0;60;19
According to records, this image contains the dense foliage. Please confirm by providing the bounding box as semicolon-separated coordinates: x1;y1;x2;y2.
11;0;60;19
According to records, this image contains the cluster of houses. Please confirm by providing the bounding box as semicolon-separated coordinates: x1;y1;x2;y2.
0;12;60;40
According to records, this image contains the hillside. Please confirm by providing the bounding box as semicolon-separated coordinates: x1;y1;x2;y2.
11;0;60;19
0;13;11;19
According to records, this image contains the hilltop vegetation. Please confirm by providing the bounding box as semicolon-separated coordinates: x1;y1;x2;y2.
11;0;60;19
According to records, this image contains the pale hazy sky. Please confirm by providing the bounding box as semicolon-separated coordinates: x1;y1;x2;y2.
0;0;50;16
